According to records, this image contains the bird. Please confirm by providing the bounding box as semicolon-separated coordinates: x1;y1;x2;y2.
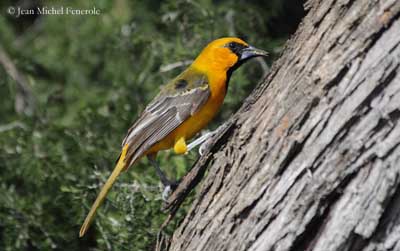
79;37;268;237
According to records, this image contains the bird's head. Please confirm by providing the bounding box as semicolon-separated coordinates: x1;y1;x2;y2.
193;37;268;74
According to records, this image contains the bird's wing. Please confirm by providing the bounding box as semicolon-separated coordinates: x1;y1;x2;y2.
122;72;210;167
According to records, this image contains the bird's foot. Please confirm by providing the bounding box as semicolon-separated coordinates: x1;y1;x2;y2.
187;131;215;156
161;180;179;201
162;186;172;201
198;136;214;156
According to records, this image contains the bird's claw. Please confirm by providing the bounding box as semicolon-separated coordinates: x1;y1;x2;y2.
161;180;179;201
199;141;207;156
198;135;214;156
162;185;172;201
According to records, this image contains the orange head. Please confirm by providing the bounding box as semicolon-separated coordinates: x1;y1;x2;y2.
192;37;268;74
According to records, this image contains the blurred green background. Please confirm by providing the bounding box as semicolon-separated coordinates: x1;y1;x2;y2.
0;0;304;250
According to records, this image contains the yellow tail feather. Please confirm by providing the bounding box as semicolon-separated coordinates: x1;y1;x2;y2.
79;144;129;237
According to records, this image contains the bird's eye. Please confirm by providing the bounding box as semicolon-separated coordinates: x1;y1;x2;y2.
225;41;247;55
228;42;237;49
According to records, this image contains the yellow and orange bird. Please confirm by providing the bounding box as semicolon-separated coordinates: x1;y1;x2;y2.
79;37;268;237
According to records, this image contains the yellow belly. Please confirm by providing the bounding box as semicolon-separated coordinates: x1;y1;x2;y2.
146;89;225;154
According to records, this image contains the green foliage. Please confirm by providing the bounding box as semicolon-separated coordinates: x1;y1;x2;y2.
0;0;300;250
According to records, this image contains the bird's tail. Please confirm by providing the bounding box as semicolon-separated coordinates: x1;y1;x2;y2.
79;144;129;237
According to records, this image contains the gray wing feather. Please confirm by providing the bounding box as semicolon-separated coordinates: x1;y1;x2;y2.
122;86;210;167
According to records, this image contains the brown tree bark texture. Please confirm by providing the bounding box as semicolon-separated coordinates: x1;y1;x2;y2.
167;0;400;250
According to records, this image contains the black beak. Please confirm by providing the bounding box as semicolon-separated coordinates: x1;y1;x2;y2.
239;46;268;61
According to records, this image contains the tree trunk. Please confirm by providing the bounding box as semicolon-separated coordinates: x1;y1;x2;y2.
166;0;400;250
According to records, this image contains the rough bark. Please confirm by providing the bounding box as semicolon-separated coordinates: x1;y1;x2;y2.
167;0;400;250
